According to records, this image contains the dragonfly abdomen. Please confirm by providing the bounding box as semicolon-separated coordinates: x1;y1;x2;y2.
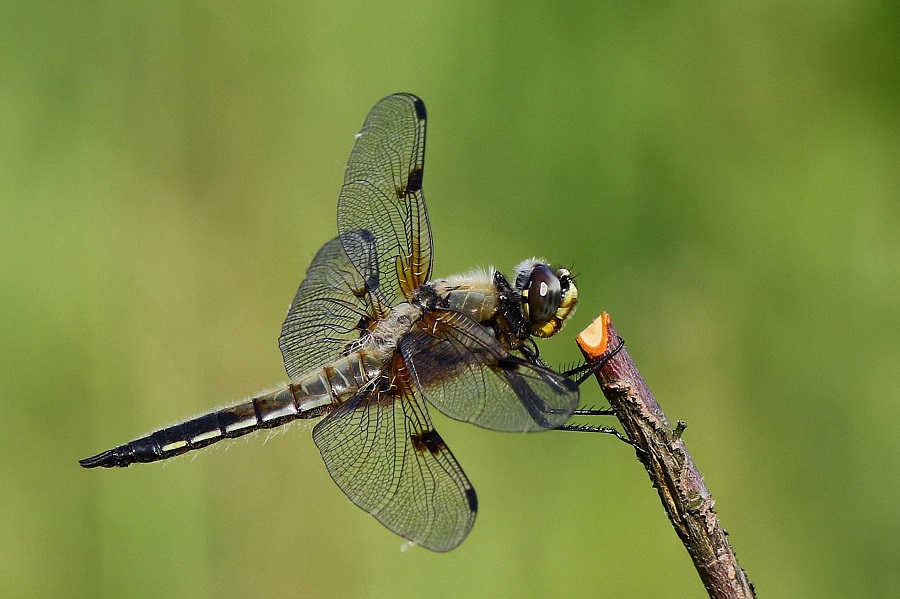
79;353;384;469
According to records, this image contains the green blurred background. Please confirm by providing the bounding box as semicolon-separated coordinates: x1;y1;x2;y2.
2;2;897;598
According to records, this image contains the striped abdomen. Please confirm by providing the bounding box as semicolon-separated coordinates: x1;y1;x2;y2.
79;352;384;468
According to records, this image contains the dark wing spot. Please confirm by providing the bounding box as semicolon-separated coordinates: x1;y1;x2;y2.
355;315;371;334
410;429;447;456
405;167;424;194
465;487;478;513
412;97;427;121
495;357;521;372
409;432;425;454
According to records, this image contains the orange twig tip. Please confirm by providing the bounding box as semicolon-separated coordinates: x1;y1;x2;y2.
576;312;610;360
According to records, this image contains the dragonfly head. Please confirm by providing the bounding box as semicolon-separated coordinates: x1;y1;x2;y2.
514;260;578;338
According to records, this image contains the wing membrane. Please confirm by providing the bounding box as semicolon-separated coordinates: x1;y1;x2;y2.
312;355;476;552
279;232;378;379
337;93;432;306
400;310;579;432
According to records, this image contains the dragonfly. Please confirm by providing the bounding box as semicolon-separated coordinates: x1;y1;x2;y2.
80;93;619;552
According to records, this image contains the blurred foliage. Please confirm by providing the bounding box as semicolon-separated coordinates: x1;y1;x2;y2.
1;1;898;598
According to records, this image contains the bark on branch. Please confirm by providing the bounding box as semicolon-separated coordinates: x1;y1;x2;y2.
576;313;756;599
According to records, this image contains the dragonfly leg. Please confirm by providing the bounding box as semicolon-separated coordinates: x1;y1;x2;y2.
562;335;625;386
518;339;547;368
557;423;634;446
573;406;616;417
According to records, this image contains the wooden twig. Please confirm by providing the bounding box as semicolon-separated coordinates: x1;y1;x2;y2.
576;313;756;599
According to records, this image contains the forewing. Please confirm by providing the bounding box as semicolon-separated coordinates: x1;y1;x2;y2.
337;93;432;306
312;355;476;552
279;232;378;380
400;310;579;432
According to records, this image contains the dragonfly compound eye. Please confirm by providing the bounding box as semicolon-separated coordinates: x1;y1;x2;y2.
516;262;578;338
523;265;562;326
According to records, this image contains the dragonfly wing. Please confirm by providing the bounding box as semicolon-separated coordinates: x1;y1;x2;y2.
279;231;378;380
337;93;432;306
312;354;476;552
400;310;579;432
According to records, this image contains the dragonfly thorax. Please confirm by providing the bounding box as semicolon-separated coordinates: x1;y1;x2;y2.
362;302;424;358
421;260;577;353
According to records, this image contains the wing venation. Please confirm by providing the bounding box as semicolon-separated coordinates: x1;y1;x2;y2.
337;93;432;306
312;354;476;552
400;310;579;432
